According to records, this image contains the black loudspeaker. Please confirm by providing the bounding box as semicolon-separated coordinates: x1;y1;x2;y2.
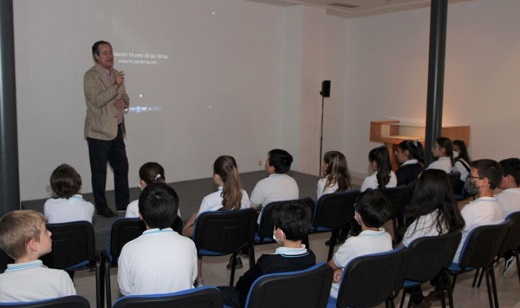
321;80;331;97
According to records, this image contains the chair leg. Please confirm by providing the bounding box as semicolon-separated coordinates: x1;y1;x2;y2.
442;271;454;308
229;253;237;287
398;289;406;308
105;260;112;308
96;258;105;308
489;265;500;308
484;267;495;308
472;268;480;287
248;244;255;268
515;252;520;286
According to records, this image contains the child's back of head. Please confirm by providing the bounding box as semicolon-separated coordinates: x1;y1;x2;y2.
356;189;392;228
139;183;179;229
0;210;47;260
272;201;310;242
50;164;82;199
499;158;520;187
268;149;293;174
139;162;166;185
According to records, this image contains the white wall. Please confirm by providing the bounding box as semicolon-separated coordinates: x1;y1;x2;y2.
340;0;520;176
15;0;285;200
14;0;520;200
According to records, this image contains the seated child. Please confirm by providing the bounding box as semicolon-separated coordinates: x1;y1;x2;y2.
44;164;95;223
453;159;505;262
496;158;520;277
328;189;393;299
317;151;351;199
117;183;197;295
360;146;397;192
426;137;453;173
126;162;182;218
0;210;76;301
250;149;299;223
218;201;316;308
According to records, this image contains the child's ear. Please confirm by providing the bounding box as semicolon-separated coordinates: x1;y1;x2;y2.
27;238;38;253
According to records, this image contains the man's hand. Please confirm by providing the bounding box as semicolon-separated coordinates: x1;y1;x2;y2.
115;99;126;110
114;71;125;87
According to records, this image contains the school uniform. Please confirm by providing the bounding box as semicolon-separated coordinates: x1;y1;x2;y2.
0;260;76;302
44;195;95;224
360;171;397;192
197;187;250;215
497;188;520;216
317;178;339;199
426;157;452;173
396;159;423;186
401;210;448;247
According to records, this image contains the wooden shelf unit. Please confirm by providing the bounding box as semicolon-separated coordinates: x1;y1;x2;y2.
370;120;470;170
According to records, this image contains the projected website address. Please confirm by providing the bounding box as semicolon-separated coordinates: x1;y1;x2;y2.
115;52;168;65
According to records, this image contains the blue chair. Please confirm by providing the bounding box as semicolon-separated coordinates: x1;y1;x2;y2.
448;221;510;308
112;286;222;308
399;231;462;308
193;208;258;286
0;295;90;307
242;262;332;308
39;221;103;308
328;247;410;308
311;190;361;261
102;218;146;307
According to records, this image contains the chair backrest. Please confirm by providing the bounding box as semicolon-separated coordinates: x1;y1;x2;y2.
245;262;333;308
193;208;257;255
404;231;462;282
312;190;360;232
40;221;95;270
112;286;222;308
502;211;520;253
107;218;147;265
336;247;410;308
0;248;13;274
447;171;463;194
379;186;409;218
458;221;510;268
256;197;314;244
0;295;90;307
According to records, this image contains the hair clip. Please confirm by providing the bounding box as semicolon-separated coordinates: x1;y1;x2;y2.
153;174;161;182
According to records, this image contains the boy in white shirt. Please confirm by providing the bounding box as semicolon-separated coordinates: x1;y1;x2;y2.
0;210;76;302
118;183;197;295
497;158;520;277
250;149;299;224
328;189;393;299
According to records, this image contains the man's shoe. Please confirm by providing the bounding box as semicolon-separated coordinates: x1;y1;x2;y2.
97;208;117;218
503;256;517;278
226;256;243;270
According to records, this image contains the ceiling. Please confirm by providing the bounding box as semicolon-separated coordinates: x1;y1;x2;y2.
246;0;473;18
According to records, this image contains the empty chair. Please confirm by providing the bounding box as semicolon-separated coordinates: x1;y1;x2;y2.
311;190;361;261
193;208;258;286
243;262;332;308
112;286;222;308
399;231;462;308
328;247;410;308
102;218;146;307
39;221;103;308
448;222;510;308
0;295;90;308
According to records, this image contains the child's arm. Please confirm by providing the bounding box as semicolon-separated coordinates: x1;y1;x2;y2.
182;213;198;237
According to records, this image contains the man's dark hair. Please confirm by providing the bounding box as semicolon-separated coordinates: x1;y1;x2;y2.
471;159;502;190
91;40;111;59
139;183;179;229
272;201;310;241
268;149;293;174
500;158;520;186
356;189;392;228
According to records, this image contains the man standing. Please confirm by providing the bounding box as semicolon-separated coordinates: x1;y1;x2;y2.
84;40;130;217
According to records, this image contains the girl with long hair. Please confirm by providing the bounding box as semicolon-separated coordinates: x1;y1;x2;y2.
317;151;352;199
395;140;424;186
360;146;397;192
